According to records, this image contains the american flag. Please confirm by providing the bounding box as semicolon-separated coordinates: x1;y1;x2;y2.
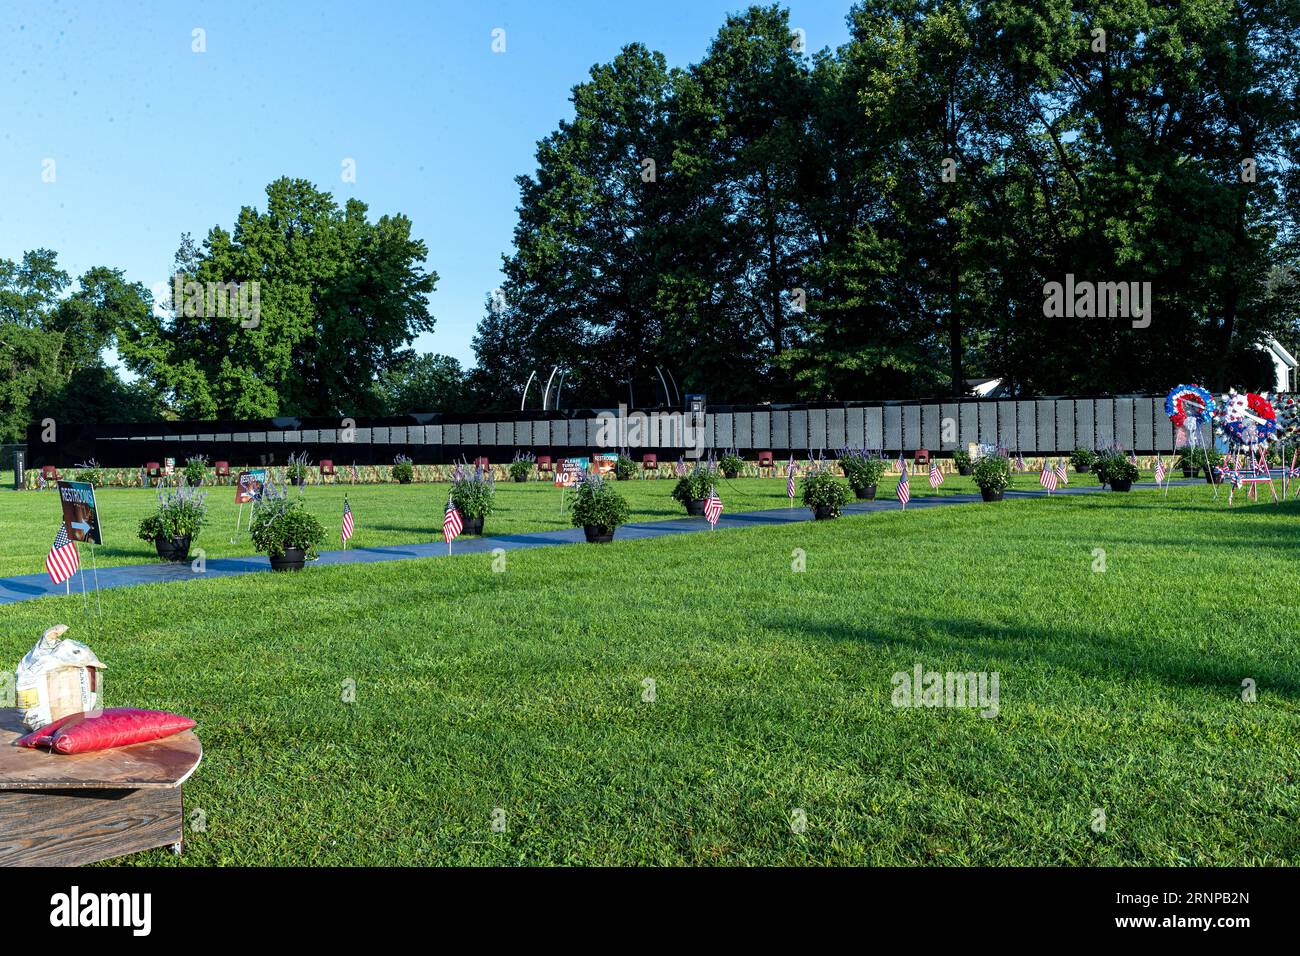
896;456;910;507
442;496;464;544
45;524;79;585
787;467;796;499
350;464;359;483
675;456;687;477
1054;458;1068;485
341;498;354;544
704;485;723;527
1153;455;1165;485
1040;459;1058;492
928;460;943;489
1015;451;1026;472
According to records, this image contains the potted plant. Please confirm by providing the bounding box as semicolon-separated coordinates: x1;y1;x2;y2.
569;473;631;542
973;455;1011;501
181;455;208;486
800;467;850;519
839;451;886;500
508;452;535;483
718;451;744;480
392;454;414;484
75;458;105;486
450;464;495;534
285;451;312;488
671;463;717;516
1069;447;1097;474
137;482;208;562
249;483;327;571
1093;450;1139;491
613;452;637;481
1202;448;1225;483
1173;446;1199;477
952;449;973;476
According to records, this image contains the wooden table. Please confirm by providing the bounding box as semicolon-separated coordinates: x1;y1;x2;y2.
0;710;202;866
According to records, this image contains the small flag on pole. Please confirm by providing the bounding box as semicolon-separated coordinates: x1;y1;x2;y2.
1153;455;1165;486
1053;458;1068;486
1040;459;1058;493
341;498;354;545
704;484;723;528
928;459;943;489
443;495;464;551
896;456;910;508
787;466;796;500
46;524;79;585
1015;450;1026;472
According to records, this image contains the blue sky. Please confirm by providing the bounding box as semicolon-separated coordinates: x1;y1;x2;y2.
0;0;854;370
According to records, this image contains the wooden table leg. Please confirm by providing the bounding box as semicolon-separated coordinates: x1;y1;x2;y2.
0;787;183;867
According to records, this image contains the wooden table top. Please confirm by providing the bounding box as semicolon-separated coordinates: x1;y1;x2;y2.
0;710;202;791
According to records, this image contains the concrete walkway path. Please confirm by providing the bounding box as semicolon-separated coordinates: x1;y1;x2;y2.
0;479;1186;605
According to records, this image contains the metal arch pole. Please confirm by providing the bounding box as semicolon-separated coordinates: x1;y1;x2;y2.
520;370;538;412
653;367;667;407
542;366;559;411
664;368;681;406
555;371;567;410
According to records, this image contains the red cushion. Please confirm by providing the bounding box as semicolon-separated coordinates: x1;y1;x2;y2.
16;708;195;754
15;711;85;749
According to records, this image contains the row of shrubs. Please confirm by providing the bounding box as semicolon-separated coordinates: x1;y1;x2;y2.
135;445;1158;573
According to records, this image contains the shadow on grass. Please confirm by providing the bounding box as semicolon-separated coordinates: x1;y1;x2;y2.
778;613;1300;699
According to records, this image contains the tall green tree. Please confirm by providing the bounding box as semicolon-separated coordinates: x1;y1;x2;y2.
119;178;438;419
0;250;155;441
373;352;467;414
472;45;679;407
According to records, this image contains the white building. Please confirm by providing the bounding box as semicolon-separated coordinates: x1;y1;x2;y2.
1261;337;1297;393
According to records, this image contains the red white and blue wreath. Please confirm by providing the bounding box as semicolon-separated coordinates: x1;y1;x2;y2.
1164;384;1216;431
1219;390;1277;446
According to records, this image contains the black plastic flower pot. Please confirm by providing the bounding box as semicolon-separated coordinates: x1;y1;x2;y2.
685;498;706;517
980;487;1004;502
1205;471;1221;484
853;484;877;500
463;516;484;535
1181;466;1196;478
957;465;973;476
154;535;192;562
396;476;412;485
583;525;615;543
269;547;306;572
513;475;527;483
723;469;739;480
813;506;839;520
1109;479;1133;492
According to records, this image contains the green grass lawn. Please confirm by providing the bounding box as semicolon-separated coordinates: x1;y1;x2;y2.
1;480;1295;865
0;470;1124;577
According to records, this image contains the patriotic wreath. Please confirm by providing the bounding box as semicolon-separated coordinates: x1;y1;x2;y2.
1220;390;1277;446
1164;384;1216;430
1276;395;1300;442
